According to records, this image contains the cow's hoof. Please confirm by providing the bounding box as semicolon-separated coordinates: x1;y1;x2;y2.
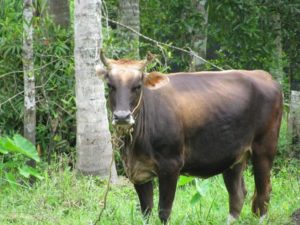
226;214;237;225
292;208;300;225
259;214;266;224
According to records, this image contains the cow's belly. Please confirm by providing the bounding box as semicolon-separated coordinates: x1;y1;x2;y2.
181;123;253;177
181;146;251;178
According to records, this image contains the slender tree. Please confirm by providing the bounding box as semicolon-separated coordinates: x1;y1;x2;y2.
270;12;284;83
190;0;208;71
23;0;36;177
74;0;117;181
23;0;36;146
48;0;70;28
118;0;140;58
288;91;300;159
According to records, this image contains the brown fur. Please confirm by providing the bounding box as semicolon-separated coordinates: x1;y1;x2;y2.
144;72;169;89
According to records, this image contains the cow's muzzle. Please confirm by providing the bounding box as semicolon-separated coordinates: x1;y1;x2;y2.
112;110;135;126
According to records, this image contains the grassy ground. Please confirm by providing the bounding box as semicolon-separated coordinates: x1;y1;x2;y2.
0;159;299;225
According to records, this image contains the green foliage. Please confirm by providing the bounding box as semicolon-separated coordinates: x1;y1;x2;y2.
207;0;273;69
206;0;300;90
102;28;140;59
140;0;207;71
0;134;43;188
0;134;40;161
0;0;23;134
177;175;195;186
0;0;76;163
0;162;299;224
32;3;76;160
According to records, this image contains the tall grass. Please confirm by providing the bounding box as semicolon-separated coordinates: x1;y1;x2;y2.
0;160;299;225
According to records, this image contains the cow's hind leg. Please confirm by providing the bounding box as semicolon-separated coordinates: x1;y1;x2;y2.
251;92;282;220
251;122;280;219
134;180;153;217
223;160;247;224
251;141;276;218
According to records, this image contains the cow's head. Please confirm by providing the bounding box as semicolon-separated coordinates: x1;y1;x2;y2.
96;50;168;126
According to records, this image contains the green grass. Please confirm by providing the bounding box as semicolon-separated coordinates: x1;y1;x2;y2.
0;160;299;225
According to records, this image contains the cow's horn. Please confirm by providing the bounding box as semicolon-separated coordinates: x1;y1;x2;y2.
140;52;155;71
100;49;111;68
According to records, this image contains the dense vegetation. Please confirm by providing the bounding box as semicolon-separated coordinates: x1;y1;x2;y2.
1;0;299;160
0;161;299;224
0;0;299;224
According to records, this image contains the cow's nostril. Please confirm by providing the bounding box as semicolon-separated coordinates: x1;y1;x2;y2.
113;110;131;121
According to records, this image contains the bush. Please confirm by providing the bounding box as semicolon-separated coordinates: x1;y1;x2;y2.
0;134;43;189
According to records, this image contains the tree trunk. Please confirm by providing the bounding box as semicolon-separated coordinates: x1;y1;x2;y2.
74;0;118;182
23;0;36;146
23;0;36;173
190;0;208;71
288;91;300;159
270;13;284;84
118;0;140;58
48;0;70;28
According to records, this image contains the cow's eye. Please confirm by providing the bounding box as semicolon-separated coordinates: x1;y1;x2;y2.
107;83;116;92
132;85;141;92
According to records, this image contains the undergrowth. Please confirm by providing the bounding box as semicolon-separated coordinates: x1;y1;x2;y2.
0;159;299;225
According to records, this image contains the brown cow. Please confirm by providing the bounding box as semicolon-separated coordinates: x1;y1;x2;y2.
96;52;283;224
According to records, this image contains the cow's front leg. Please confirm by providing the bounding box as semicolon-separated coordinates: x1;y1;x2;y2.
158;169;180;224
134;180;153;217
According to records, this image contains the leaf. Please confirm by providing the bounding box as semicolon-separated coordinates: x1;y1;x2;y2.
177;176;195;186
190;192;201;205
195;179;209;197
0;137;9;154
0;134;39;161
5;172;17;189
0;161;18;169
18;166;30;178
11;134;40;162
18;166;43;180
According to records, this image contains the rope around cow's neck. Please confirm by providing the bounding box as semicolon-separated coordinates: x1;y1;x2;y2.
127;89;143;143
132;89;143;116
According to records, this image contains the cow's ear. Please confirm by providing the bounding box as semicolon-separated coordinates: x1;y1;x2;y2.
144;72;169;89
95;64;107;79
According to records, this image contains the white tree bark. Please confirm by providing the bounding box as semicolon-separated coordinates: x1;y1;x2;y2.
74;0;117;181
118;0;140;58
190;0;208;71
288;91;300;158
48;0;70;28
23;0;36;146
270;13;284;84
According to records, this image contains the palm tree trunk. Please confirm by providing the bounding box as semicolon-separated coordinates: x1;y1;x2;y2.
118;0;140;58
74;0;118;182
48;0;70;28
190;0;208;71
288;91;300;159
270;12;284;84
